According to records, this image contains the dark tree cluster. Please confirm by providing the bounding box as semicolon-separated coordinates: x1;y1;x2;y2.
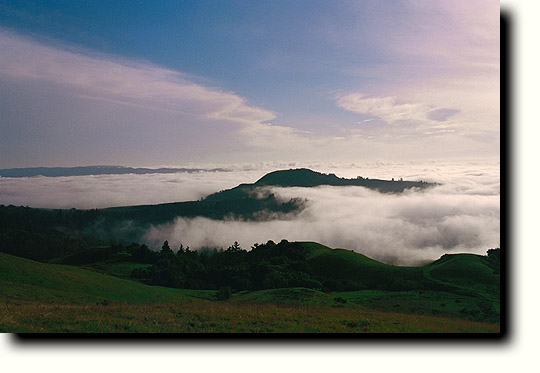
130;239;322;292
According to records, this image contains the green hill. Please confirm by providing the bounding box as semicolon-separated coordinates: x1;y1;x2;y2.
426;253;500;301
229;287;335;307
0;251;190;304
0;243;501;331
205;168;436;202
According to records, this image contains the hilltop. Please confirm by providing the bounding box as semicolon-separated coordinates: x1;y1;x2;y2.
256;168;433;191
205;168;435;201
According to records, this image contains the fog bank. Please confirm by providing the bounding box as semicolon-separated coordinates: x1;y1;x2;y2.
142;160;500;265
0;160;499;264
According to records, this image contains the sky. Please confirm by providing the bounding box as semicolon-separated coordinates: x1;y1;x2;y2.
0;0;500;168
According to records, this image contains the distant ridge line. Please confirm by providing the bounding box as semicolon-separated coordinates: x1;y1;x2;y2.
0;165;229;178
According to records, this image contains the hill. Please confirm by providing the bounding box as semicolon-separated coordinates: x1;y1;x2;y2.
0;251;191;304
204;168;436;202
0;245;500;332
0;168;436;260
255;168;433;192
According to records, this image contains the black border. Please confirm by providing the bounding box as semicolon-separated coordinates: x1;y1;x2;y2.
10;12;510;344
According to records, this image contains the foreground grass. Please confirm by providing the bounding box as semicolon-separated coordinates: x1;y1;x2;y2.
0;298;499;333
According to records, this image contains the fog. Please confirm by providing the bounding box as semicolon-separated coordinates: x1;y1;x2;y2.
0;160;499;265
0;170;265;209
142;160;500;265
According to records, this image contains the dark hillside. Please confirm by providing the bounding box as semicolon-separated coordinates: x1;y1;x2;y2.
253;168;436;192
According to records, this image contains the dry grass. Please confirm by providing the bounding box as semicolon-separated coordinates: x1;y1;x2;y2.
0;298;500;333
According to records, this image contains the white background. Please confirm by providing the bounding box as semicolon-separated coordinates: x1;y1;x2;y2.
1;1;537;372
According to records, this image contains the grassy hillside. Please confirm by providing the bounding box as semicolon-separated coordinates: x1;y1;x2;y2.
0;251;190;305
0;248;500;332
305;245;426;290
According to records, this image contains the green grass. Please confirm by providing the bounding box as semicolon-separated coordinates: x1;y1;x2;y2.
0;246;501;333
427;254;499;296
304;243;429;291
334;289;498;323
229;287;335;307
82;262;152;279
0;252;190;305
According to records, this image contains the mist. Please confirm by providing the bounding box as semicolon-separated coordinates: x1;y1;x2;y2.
0;169;265;209
0;160;499;265
142;160;500;265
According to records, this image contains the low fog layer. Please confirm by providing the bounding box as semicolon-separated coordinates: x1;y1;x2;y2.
0;170;265;209
0;160;499;265
143;160;500;265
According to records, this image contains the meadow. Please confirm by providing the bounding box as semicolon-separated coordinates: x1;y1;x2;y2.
0;249;500;333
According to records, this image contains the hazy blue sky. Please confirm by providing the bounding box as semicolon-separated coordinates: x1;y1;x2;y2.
0;0;500;168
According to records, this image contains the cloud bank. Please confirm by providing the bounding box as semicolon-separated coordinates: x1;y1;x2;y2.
0;170;265;209
140;160;500;265
0;160;499;264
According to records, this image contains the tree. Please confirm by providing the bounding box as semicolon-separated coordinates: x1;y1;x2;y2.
227;241;241;252
161;240;173;254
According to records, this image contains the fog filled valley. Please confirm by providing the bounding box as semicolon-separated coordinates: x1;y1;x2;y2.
0;160;499;265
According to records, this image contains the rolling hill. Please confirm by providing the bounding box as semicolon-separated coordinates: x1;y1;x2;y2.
0;242;500;332
0;251;191;304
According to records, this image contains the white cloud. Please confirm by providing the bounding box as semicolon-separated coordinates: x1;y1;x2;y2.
336;93;440;124
140;160;500;265
0;29;276;126
0;171;266;209
0;160;499;264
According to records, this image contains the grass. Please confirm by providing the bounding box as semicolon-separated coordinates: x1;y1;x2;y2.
0;252;190;305
82;262;152;279
0;248;501;333
305;244;429;290
334;290;498;323
229;287;335;307
0;298;500;333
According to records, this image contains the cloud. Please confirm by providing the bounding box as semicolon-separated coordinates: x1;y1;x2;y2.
0;29;363;165
0;171;266;209
0;12;499;166
0;29;276;126
427;108;460;122
337;92;448;124
0;160;499;265
141;160;500;265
